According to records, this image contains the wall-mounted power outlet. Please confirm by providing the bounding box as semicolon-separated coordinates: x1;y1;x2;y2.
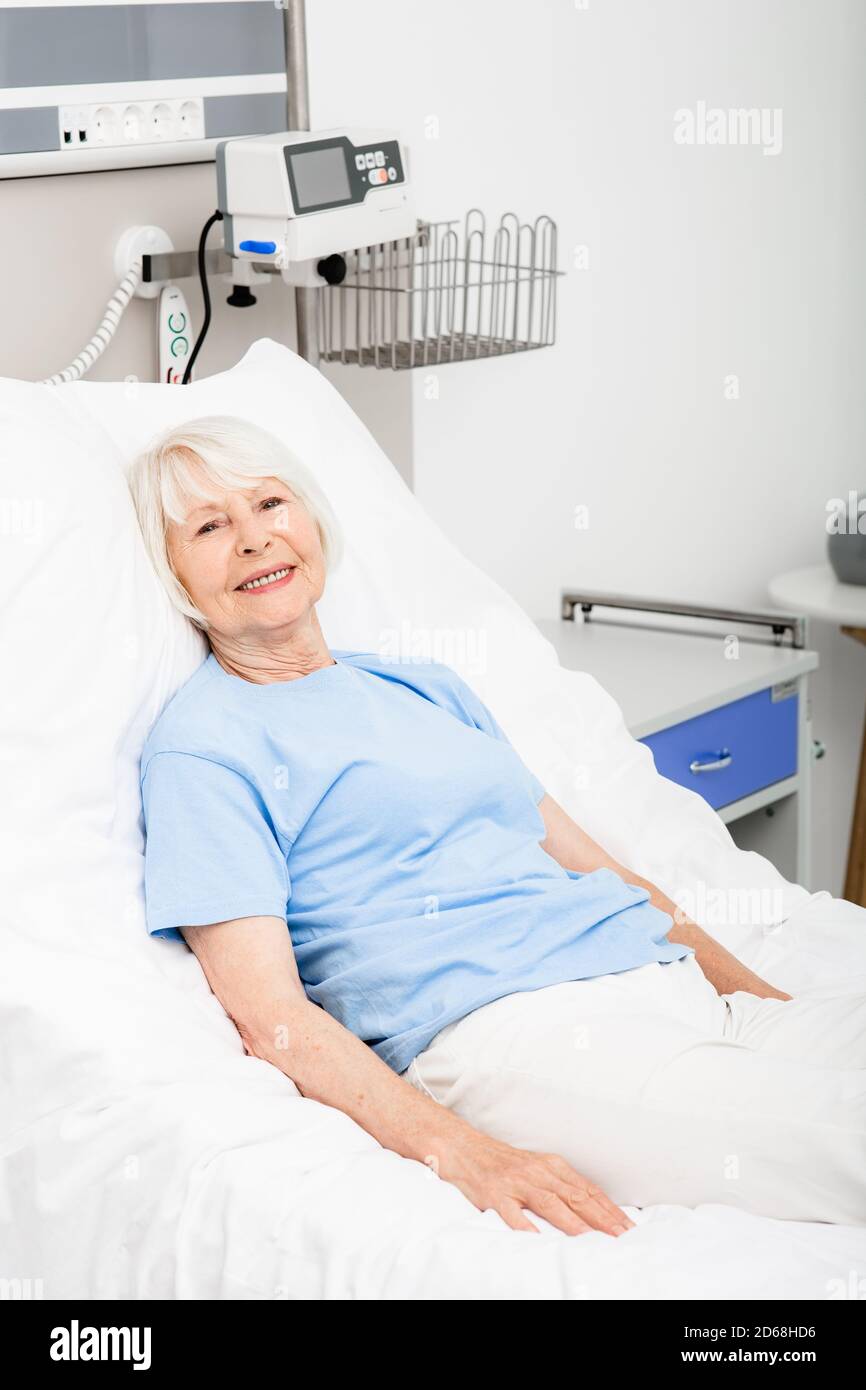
115;225;175;301
58;98;204;151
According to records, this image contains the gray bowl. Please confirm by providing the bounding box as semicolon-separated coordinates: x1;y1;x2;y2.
827;492;866;585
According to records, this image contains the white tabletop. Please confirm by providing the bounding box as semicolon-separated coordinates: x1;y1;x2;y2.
534;616;818;738
768;564;866;627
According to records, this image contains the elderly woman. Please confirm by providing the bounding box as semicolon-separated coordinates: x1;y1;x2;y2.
130;414;866;1236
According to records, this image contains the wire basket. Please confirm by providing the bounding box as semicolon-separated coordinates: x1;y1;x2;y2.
318;209;561;370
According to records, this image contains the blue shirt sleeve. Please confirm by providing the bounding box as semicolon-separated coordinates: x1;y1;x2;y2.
439;667;547;805
140;751;290;941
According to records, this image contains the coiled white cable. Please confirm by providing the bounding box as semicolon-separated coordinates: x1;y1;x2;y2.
40;258;143;385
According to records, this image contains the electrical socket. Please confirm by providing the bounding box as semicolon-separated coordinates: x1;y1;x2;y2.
114;226;175;301
58;98;204;151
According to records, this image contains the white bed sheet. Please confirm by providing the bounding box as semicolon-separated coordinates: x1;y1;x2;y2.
2;897;865;1299
2;339;864;1299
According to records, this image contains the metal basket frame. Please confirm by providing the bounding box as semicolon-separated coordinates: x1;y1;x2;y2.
318;208;561;370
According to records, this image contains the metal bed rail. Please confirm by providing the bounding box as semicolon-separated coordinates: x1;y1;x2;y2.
561;590;807;648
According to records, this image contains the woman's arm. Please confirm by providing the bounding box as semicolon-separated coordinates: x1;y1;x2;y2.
536;793;792;1001
180;914;637;1239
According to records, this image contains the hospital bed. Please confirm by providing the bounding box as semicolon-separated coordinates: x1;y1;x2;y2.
2;337;864;1299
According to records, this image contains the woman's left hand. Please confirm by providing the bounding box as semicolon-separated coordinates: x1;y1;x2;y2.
729;968;793;1002
746;982;794;1002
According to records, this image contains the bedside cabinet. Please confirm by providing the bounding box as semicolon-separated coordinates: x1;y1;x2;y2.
534;594;819;888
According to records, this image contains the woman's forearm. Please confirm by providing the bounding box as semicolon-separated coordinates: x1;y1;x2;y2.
182;915;637;1239
536;794;791;1000
182;915;475;1168
247;993;476;1163
616;870;790;999
580;849;760;994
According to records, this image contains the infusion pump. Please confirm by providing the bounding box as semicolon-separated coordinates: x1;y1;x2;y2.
216;128;416;272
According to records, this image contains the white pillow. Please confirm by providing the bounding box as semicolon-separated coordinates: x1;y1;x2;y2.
0;382;205;958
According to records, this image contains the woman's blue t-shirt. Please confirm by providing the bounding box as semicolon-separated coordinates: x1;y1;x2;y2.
140;650;692;1074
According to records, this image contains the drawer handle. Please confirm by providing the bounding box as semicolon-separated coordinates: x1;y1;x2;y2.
689;749;732;774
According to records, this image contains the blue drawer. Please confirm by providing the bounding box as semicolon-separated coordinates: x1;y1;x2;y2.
640;686;798;810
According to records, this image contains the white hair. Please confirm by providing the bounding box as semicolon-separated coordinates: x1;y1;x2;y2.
127;413;344;632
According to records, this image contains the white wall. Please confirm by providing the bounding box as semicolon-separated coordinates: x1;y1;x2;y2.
310;0;866;897
2;0;864;894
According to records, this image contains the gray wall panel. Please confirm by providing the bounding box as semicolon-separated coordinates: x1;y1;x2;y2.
203;91;286;139
0;3;284;87
0;107;58;154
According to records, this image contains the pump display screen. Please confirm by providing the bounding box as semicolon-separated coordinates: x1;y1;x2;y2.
289;146;352;210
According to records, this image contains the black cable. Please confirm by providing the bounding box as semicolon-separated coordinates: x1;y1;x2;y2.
182;209;224;385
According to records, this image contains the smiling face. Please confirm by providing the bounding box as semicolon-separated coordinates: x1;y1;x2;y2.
165;471;327;644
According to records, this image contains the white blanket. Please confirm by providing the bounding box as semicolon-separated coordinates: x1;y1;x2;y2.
1;338;863;1298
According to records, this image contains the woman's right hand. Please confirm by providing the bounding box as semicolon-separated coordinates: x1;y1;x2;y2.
434;1126;636;1237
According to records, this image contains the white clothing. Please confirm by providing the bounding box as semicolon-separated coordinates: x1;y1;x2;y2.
403;953;866;1223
